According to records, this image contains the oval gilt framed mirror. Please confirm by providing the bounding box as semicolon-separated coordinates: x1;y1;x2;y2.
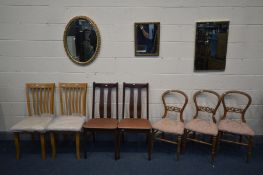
63;16;101;65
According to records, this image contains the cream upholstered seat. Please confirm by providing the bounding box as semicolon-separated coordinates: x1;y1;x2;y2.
11;114;53;132
47;83;87;160
184;90;221;165
10;83;55;160
218;91;254;162
152;90;188;160
47;115;85;131
219;119;254;136
185;118;218;136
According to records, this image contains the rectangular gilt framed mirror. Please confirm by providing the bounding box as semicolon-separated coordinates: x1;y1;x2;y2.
194;21;229;71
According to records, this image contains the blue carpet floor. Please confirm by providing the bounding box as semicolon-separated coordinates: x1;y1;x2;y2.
1;136;263;175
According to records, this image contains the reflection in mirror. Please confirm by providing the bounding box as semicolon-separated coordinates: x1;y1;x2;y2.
64;16;100;65
194;21;229;71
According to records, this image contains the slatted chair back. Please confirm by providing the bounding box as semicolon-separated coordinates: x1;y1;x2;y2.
59;83;87;116
122;83;149;119
162;90;188;122
221;90;252;123
193;90;221;123
92;82;118;119
26;83;55;116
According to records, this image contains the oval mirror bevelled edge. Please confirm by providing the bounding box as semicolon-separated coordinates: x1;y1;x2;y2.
63;16;101;65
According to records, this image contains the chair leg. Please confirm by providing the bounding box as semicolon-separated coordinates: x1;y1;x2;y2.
182;129;187;154
75;132;80;160
114;130;119;160
50;132;56;159
83;130;87;159
31;133;35;144
211;136;217;166
92;132;96;143
147;130;152;161
40;133;46;160
177;135;182;161
247;136;253;163
14;132;20;160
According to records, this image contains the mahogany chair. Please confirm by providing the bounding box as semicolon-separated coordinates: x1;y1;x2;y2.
152;90;188;160
118;83;152;160
218;91;254;162
184;90;221;165
83;82;119;159
10;83;55;160
47;83;87;160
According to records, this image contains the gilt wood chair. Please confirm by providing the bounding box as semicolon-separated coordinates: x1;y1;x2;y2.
82;82;119;159
47;83;87;160
118;83;152;160
218;90;254;162
152;90;188;160
184;90;221;165
10;83;55;160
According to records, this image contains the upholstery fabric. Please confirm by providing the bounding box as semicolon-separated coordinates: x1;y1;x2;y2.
152;118;184;135
118;118;152;129
218;119;255;136
185;118;218;136
47;115;85;131
83;118;118;129
10;114;53;132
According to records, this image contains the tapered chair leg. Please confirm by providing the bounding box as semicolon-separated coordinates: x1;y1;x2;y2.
182;129;187;154
147;131;152;161
76;132;80;160
50;132;56;159
211;136;217;166
177;135;182;160
40;133;46;160
14;132;20;160
247;136;253;163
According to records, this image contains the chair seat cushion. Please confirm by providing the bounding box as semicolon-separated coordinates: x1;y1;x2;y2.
152;118;184;135
83;118;118;129
10;116;53;132
218;119;255;136
185;119;218;136
47;116;85;131
118;118;151;130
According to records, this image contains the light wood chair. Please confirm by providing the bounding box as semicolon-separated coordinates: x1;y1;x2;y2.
83;82;119;159
218;90;254;162
118;83;152;160
47;83;87;160
184;90;221;165
152;90;188;160
10;83;55;160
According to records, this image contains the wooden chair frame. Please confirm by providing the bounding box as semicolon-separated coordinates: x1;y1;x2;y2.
184;90;221;165
14;83;55;160
218;90;253;162
83;82;119;159
152;90;188;160
49;83;87;160
118;83;152;160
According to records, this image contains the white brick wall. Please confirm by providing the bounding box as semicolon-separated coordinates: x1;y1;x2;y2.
0;0;263;134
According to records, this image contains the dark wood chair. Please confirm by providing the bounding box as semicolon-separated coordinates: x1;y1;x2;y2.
83;82;119;159
118;83;152;160
184;90;221;165
152;90;188;160
218;90;254;162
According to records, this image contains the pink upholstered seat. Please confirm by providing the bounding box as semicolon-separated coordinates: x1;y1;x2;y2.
185;118;218;136
219;119;254;136
153;118;184;135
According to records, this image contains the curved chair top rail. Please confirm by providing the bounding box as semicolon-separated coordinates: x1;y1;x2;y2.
162;90;188;122
122;82;149;119
59;83;87;116
92;82;119;119
221;90;252;122
193;90;221;123
26;83;55;116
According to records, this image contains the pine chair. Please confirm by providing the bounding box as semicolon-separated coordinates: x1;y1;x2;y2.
118;83;152;160
152;90;188;160
47;83;87;160
10;83;55;160
184;90;221;165
82;82;119;159
218;91;254;162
